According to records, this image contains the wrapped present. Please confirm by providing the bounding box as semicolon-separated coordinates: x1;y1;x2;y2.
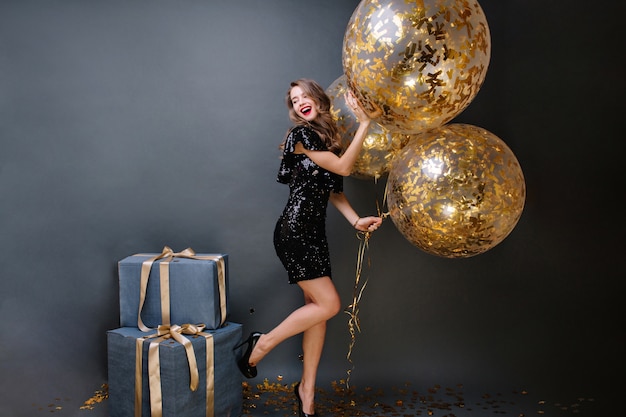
119;247;228;330
107;322;243;417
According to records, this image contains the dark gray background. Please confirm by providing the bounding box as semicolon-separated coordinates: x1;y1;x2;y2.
1;0;623;416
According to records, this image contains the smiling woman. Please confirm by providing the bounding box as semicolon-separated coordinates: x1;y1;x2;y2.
233;78;382;417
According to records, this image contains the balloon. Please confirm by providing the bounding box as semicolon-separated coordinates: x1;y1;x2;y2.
326;75;358;144
386;124;525;258
343;0;491;134
326;75;410;180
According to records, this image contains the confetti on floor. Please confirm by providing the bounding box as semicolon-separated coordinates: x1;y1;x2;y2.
80;384;109;410
31;379;598;416
242;377;597;416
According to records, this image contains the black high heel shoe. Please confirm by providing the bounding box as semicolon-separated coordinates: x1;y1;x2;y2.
294;382;316;417
233;332;262;378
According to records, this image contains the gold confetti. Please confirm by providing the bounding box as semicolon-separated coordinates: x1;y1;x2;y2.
79;383;109;410
240;380;597;416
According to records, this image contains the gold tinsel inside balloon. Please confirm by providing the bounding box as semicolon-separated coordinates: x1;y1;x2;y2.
327;75;410;180
343;0;491;134
386;124;525;258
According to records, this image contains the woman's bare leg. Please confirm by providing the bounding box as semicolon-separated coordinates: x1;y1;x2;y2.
248;276;340;365
299;318;326;414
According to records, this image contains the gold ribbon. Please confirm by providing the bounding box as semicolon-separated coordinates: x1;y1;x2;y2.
344;230;371;390
134;324;215;417
344;182;390;389
136;246;227;332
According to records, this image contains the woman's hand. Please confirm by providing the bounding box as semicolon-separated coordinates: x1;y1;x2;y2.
354;216;383;232
345;90;382;122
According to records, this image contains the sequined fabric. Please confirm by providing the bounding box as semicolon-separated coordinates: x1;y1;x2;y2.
274;125;343;284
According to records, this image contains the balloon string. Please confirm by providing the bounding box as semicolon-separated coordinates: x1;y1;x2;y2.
380;175;390;219
344;179;389;389
344;229;371;389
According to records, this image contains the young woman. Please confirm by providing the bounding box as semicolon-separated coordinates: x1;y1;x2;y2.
236;79;382;417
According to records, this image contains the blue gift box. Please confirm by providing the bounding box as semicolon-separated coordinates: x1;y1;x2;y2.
107;322;243;417
118;250;229;330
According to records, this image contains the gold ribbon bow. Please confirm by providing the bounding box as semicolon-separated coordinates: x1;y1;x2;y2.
137;246;227;332
153;324;206;392
135;323;215;417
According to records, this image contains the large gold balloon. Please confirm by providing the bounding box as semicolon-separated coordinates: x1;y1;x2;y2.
326;75;409;180
343;0;491;134
386;124;525;258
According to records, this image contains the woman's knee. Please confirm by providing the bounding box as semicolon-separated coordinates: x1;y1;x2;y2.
300;276;341;318
320;282;341;318
325;293;342;318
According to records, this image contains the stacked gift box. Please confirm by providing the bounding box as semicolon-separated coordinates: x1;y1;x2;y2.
108;246;243;417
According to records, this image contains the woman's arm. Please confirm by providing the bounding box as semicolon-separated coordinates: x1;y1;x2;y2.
296;92;381;176
329;192;383;232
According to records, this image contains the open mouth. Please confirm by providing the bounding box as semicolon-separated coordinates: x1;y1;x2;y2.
300;106;312;116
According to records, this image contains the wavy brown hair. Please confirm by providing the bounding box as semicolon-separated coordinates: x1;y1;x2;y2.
285;79;343;155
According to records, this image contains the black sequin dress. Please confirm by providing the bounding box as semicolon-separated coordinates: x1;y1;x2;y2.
274;125;343;284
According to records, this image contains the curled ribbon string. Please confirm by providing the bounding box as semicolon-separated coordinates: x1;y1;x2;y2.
136;246;227;332
344;181;390;389
344;230;371;389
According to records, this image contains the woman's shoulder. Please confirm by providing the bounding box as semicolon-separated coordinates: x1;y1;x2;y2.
289;124;322;144
288;124;315;137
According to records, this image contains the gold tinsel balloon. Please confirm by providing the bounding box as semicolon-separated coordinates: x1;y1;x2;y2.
386;124;525;258
326;75;409;180
343;0;491;134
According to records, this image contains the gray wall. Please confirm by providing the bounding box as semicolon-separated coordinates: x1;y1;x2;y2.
0;1;623;416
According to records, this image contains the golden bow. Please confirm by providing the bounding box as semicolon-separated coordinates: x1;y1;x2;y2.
136;323;215;417
137;246;227;332
152;323;206;391
157;246;197;260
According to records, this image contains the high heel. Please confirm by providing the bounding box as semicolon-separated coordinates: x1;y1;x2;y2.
294;382;316;417
233;332;262;378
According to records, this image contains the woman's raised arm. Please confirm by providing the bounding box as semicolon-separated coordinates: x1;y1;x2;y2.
296;92;381;176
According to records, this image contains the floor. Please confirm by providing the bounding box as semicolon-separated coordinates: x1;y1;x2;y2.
30;377;605;417
241;378;601;417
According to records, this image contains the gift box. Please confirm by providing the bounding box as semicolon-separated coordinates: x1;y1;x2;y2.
119;247;228;330
107;322;243;417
